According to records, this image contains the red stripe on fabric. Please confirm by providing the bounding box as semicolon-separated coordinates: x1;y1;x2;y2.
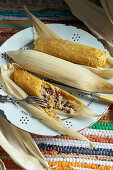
2;160;21;169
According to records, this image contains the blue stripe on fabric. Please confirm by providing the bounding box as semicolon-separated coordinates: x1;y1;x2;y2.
0;24;31;29
0;42;3;46
38;143;113;156
0;9;75;18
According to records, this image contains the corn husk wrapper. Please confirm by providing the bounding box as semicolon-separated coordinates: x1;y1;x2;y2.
24;5;113;79
1;63;93;148
0;115;49;170
84;55;113;78
8;50;113;94
13;68;99;118
64;0;113;78
100;0;113;24
0;159;6;170
24;5;61;40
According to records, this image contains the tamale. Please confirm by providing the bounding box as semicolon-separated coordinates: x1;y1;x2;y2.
13;69;98;117
34;37;108;68
24;7;113;78
14;70;43;98
1;63;95;147
8;50;113;94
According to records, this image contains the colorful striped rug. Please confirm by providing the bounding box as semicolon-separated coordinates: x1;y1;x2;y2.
0;0;113;169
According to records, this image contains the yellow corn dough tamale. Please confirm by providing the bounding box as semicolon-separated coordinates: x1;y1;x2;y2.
34;37;108;68
13;69;99;117
14;70;42;98
14;69;83;116
13;69;98;118
1;63;95;147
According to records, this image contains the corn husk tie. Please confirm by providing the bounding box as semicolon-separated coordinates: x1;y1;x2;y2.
1;63;93;148
7;50;113;94
0;115;50;170
25;5;113;79
64;0;113;78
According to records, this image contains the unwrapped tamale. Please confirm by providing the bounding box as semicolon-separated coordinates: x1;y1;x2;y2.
13;69;98;117
1;63;94;147
34;37;108;68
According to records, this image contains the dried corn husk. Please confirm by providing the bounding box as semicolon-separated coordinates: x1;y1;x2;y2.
0;159;6;170
100;0;113;24
64;0;113;78
13;69;99;117
24;5;113;78
0;115;49;170
1;63;93;148
64;0;113;51
7;50;113;94
24;5;61;40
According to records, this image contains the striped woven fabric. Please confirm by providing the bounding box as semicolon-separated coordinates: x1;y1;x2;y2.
0;0;113;169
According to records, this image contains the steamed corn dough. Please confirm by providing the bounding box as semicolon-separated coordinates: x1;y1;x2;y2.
13;69;82;115
34;38;108;68
8;50;113;93
24;6;113;79
1;63;95;147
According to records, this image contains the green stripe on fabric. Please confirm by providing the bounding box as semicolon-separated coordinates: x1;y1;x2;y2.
89;122;113;130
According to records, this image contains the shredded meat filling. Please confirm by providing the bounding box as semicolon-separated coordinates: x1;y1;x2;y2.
40;85;75;114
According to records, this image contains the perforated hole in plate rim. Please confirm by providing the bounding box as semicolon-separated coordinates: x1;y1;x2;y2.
0;25;109;135
72;33;80;42
20;116;30;125
0;83;3;90
1;52;14;63
63;120;73;128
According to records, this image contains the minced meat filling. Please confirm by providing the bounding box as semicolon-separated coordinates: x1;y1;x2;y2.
40;85;75;114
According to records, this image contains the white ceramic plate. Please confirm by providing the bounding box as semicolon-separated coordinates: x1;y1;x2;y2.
0;24;112;136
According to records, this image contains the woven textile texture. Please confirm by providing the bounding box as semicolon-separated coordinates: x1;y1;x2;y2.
0;0;113;169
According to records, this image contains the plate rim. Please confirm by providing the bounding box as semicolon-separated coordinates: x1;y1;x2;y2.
0;24;110;135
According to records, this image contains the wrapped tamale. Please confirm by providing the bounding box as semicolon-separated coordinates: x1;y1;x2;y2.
24;6;113;78
8;50;113;94
34;37;108;68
